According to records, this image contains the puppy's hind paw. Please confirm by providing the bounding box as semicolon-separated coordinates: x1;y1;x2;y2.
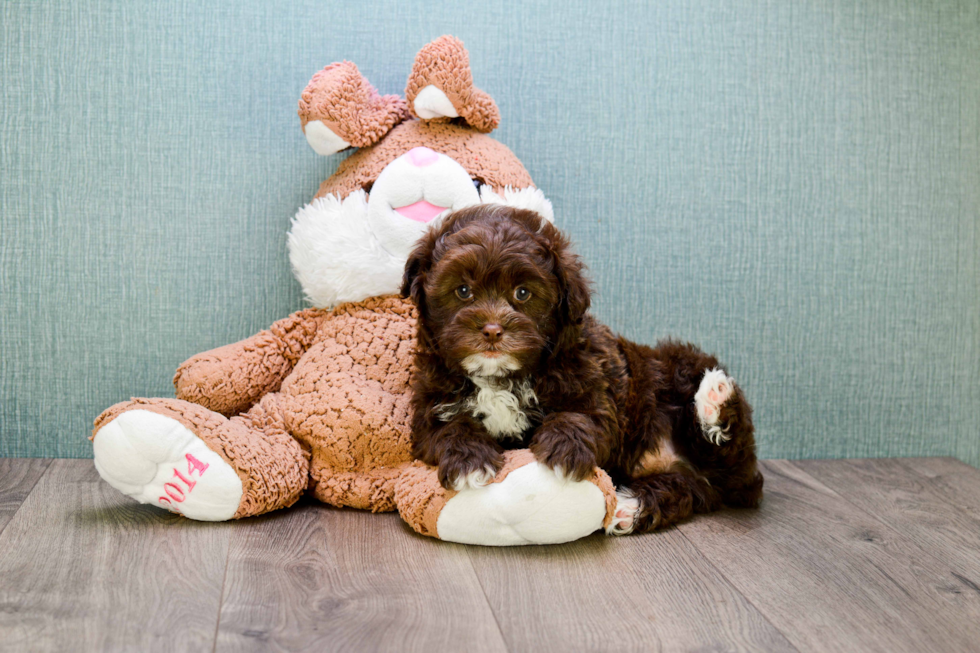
606;488;640;536
694;368;735;445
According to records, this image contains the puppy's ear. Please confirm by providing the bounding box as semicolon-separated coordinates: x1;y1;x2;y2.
540;224;591;347
401;230;438;308
555;247;591;326
402;209;474;306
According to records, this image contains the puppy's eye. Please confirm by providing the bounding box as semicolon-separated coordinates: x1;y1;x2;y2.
514;287;531;302
456;285;473;300
471;178;482;191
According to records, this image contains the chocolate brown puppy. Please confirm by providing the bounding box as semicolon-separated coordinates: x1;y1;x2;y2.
402;204;762;533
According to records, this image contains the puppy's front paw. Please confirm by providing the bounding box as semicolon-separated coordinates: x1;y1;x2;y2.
530;432;598;483
437;440;504;492
448;466;498;491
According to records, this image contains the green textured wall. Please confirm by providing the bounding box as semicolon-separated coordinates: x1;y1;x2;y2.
2;0;978;463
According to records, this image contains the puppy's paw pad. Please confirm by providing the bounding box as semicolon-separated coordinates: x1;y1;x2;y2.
606;489;640;536
695;369;736;445
450;465;498;491
93;410;243;521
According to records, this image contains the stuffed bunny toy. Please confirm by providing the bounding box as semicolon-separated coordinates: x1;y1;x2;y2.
92;36;629;545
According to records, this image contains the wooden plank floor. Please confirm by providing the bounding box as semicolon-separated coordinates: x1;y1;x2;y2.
1;458;979;653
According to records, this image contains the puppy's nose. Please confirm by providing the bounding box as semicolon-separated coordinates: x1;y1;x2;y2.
482;323;503;343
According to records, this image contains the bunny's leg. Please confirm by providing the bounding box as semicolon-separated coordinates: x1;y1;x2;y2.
92;394;308;521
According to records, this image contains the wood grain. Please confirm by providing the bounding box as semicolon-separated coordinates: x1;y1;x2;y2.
215;499;507;653
467;529;797;652
0;460;232;653
678;459;980;653
902;456;980;514
0;458;50;536
797;457;980;583
4;456;980;652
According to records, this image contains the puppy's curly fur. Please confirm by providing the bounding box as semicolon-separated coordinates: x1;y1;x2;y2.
402;204;762;533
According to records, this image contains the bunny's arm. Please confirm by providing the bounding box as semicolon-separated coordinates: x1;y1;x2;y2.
395;450;620;545
173;308;326;416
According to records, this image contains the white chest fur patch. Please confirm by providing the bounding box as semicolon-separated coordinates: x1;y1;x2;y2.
436;377;538;439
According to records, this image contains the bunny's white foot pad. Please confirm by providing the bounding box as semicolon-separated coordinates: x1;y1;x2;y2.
93;410;243;521
436;462;608;546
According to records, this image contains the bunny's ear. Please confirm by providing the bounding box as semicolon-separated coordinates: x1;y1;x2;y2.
298;61;410;156
405;36;500;133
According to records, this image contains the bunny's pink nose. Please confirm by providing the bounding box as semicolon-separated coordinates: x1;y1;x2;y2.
406;146;439;167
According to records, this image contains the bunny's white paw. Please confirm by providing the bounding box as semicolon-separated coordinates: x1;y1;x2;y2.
93;410;242;521
437;462;607;545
